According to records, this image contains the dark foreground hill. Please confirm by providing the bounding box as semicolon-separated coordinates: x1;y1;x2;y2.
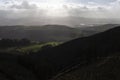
20;26;120;80
54;54;120;80
0;26;120;80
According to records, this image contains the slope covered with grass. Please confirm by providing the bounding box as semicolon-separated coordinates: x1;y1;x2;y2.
54;54;120;80
17;42;61;53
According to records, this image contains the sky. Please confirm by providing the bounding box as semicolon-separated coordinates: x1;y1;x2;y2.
0;0;120;25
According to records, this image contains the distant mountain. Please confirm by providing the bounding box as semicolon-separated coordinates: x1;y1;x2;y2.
0;25;81;42
80;24;119;32
76;24;120;37
0;24;119;42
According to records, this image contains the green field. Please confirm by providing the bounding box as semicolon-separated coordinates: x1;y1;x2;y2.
17;42;61;53
0;42;62;54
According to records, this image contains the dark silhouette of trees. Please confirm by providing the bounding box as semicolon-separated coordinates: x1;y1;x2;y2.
19;38;31;46
0;38;31;48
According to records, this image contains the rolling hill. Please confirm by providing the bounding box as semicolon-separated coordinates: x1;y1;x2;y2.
19;25;120;80
0;24;119;42
0;25;81;42
0;25;120;80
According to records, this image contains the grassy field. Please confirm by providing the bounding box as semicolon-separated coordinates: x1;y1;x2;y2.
0;42;62;54
17;42;61;53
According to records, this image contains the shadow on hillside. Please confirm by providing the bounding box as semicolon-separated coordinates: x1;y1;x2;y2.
1;26;120;80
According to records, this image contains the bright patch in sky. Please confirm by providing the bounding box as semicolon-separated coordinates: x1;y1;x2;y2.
35;0;68;17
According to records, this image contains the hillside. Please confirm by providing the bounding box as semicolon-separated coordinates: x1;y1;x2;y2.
76;24;119;37
0;25;120;80
0;24;118;42
54;54;120;80
20;26;120;80
0;25;80;42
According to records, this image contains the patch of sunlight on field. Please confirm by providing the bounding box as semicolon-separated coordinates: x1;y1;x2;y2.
16;42;62;53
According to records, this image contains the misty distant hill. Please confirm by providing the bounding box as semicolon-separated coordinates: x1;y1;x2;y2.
76;24;119;36
79;24;119;31
0;25;80;42
0;24;119;42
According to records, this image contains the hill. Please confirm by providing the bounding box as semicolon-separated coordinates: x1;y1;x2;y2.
19;25;120;80
0;24;119;42
54;54;120;80
0;25;80;42
0;25;120;80
76;24;119;37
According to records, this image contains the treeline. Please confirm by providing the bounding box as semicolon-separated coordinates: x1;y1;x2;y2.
0;38;31;48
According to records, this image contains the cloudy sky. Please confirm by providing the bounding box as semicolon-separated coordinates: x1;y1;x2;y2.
0;0;120;25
